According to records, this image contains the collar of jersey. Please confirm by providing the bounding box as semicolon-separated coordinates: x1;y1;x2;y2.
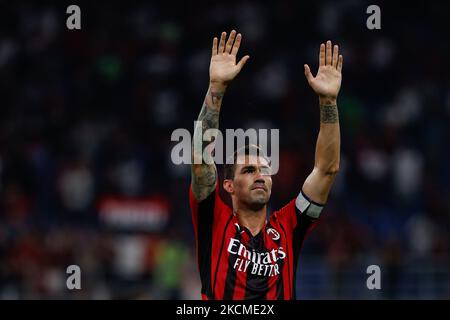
232;213;269;239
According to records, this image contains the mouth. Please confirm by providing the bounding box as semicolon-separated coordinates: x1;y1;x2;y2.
251;184;267;191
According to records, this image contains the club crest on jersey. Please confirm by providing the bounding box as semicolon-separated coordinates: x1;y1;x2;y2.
266;227;280;241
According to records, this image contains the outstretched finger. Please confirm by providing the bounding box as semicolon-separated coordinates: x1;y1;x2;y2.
332;45;339;68
212;37;218;56
231;33;242;56
319;43;325;67
225;30;237;54
337;55;343;73
326;40;332;65
304;64;314;84
218;32;226;53
237;55;250;70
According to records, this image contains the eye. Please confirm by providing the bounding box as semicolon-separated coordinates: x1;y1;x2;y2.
244;168;255;174
261;167;272;176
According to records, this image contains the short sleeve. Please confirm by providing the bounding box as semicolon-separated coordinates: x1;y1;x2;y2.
189;183;231;239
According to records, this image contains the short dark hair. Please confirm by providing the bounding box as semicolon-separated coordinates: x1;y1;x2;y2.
223;144;271;180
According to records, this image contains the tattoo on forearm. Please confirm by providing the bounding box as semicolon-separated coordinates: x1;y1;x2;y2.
193;88;224;155
191;87;225;200
210;91;224;107
191;165;217;199
320;104;339;123
200;103;219;130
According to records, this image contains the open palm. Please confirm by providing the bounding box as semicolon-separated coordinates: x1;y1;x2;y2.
304;41;343;100
210;30;250;84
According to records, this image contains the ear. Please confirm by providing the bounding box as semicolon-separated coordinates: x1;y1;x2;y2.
223;179;234;194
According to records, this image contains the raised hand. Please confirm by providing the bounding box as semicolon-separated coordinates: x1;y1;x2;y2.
304;41;343;104
209;30;250;85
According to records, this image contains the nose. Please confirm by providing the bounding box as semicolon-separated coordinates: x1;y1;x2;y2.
254;169;264;180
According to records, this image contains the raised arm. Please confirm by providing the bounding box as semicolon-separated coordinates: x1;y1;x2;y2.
302;40;343;204
191;30;250;201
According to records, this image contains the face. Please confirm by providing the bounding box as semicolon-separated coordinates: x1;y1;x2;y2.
223;154;272;210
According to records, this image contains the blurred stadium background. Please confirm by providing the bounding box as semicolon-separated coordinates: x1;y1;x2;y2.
0;0;449;299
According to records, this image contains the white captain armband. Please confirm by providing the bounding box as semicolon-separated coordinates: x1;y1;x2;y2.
295;191;324;218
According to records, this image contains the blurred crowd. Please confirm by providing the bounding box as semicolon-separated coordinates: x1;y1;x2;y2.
0;1;449;299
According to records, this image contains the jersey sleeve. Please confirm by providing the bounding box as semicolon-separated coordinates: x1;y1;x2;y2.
190;183;214;239
273;190;325;238
189;183;231;298
189;182;229;242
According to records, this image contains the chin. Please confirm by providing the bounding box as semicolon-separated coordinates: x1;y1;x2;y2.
250;195;269;207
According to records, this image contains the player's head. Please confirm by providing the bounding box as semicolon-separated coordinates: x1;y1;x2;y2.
223;144;272;210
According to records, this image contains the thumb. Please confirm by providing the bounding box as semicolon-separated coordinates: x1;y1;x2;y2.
304;64;314;84
237;55;250;70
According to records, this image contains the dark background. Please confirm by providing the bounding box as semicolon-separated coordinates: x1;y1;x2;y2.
0;0;449;299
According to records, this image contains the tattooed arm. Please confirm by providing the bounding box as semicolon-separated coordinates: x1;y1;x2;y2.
191;84;224;201
301;40;343;204
191;30;250;201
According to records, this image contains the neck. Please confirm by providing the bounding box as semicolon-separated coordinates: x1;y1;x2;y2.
233;203;267;237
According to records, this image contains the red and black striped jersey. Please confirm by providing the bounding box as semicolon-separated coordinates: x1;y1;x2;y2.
189;183;321;300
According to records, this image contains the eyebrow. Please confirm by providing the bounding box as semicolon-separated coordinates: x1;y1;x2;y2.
240;165;270;171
